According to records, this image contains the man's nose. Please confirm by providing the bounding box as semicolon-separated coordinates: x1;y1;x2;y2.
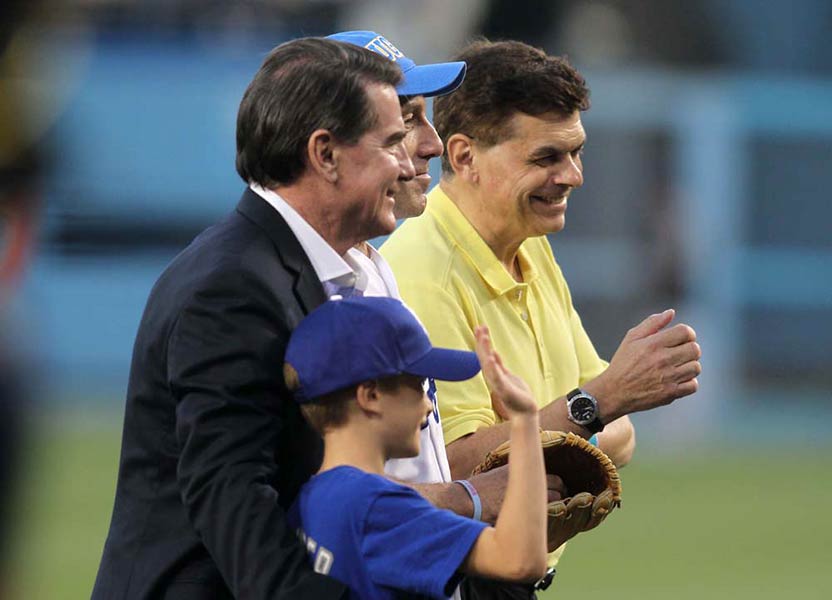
555;155;583;188
420;122;444;161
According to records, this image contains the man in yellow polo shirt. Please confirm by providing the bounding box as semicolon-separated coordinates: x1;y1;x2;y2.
384;185;616;458
382;39;702;541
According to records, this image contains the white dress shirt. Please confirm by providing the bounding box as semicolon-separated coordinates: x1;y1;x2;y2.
251;184;358;290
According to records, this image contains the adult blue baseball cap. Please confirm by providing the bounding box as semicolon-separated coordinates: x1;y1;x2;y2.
285;296;480;403
327;30;466;97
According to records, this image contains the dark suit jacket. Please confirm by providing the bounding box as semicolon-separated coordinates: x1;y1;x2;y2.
92;189;347;599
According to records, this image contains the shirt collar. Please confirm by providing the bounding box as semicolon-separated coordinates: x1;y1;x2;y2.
427;185;539;295
345;243;400;298
250;184;354;285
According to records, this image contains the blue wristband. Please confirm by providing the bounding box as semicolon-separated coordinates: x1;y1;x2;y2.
588;434;599;446
453;479;482;521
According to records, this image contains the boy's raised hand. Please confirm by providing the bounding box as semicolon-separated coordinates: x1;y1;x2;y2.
465;326;548;583
474;326;537;419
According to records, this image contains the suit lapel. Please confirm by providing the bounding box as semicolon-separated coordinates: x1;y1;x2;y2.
236;188;327;314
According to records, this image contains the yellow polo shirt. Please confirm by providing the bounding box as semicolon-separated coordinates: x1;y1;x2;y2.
381;185;608;445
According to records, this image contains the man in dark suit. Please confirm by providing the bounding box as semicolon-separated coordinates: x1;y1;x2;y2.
92;37;414;599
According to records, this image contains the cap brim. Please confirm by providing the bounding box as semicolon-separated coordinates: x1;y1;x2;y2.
398;61;467;98
405;347;480;382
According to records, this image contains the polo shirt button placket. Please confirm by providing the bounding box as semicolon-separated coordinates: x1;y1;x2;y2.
514;287;530;323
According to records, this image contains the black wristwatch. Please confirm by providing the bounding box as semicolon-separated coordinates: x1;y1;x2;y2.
534;566;556;591
566;388;604;434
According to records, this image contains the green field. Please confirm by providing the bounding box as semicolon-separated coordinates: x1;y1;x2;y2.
544;446;831;599
5;412;830;599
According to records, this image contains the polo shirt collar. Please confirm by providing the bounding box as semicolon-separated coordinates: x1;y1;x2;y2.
428;185;539;296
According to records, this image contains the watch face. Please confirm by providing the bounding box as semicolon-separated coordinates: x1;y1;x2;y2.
570;396;597;423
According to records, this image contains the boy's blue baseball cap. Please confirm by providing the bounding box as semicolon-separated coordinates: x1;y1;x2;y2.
327;30;466;97
285;297;480;403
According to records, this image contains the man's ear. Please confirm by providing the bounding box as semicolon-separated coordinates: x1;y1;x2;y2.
307;129;339;183
445;133;478;183
355;381;383;417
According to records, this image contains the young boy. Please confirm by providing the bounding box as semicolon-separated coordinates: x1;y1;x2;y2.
284;296;547;599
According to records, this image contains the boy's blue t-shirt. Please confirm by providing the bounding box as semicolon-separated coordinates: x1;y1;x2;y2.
287;465;488;600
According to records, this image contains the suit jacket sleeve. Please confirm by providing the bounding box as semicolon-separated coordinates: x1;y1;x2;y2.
168;268;345;599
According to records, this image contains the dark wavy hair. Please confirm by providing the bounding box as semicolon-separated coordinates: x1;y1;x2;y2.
434;39;590;175
236;38;402;187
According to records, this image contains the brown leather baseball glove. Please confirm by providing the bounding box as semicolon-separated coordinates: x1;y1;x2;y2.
471;430;622;550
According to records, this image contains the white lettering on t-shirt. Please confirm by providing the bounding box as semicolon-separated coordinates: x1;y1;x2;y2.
296;528;335;576
313;547;334;575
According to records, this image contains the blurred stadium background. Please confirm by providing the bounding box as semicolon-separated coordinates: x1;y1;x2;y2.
1;0;831;598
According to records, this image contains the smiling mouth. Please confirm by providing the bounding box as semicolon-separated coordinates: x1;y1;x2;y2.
530;194;567;205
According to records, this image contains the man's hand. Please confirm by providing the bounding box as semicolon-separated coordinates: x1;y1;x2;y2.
467;464;566;524
587;309;701;423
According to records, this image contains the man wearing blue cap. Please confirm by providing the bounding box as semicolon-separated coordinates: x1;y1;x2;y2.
284;297;549;599
327;31;464;223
